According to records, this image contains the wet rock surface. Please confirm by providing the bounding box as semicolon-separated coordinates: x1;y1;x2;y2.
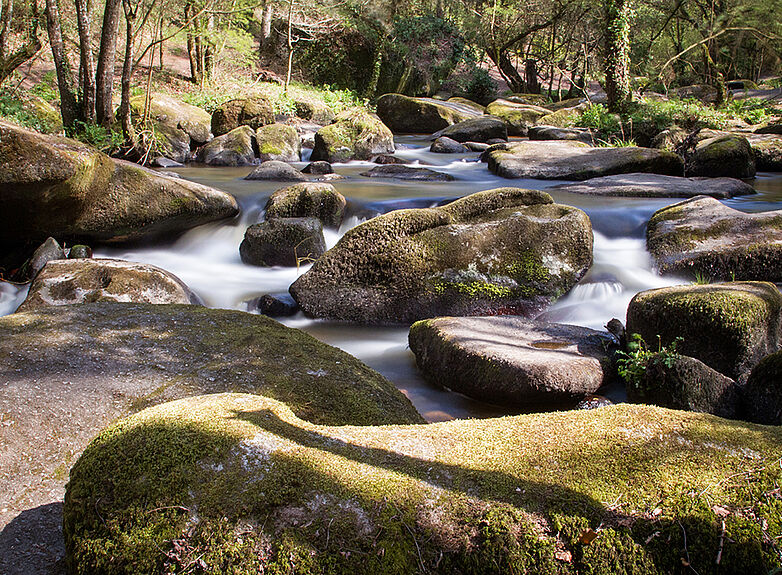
551;173;755;198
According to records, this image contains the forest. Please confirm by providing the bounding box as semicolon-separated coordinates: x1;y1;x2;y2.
3;0;782;574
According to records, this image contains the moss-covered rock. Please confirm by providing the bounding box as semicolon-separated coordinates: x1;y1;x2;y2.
504;93;550;106
244;160;307;181
686;135;756;178
651;126;688;151
16;258;202;312
130;93;212;147
646;196;782;280
264;182;346;228
446;96;485;113
211;97;275;137
292;98;336;125
626;354;739;418
744;350;782;424
626;282;782;384
748;136;782;171
0;120;239;249
24;94;64;134
65;393;782;574
436;116;508;143
311;109;394;162
484;99;549;136
240;217;326;267
485;141;684;180
256;123;301;162
409;316;616;408
376;94;480;134
196;125;256;166
536;105;586;128
290;187;593;324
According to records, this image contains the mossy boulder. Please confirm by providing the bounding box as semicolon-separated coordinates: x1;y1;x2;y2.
484;99;549;136
65;392;782;574
651;126;689;151
16;258;201;312
626;354;739;419
130;93;212;146
646;196;782;280
24;94;64;134
504;93;549;106
292;98;336;125
446;96;485;113
264;182;346;228
376;94;480;134
211;97;274;137
360;165;454;182
256;123;301;162
290;188;593;324
435;116;508;143
245;160;307;181
311;109;394;163
196;125;256;166
0;120;239;249
485;141;684;180
744;351;782;424
528;125;594;144
551;173;754;198
686;135;756;178
240;217;326;267
626;282;782;383
748;136;782;171
536;105;586;128
409;316;616;408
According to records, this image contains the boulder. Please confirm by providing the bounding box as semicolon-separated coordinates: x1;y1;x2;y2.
292;98;336;125
211;97;274;136
430;136;469;153
302;161;334;174
371;154;411;164
311;109;394;163
434;116;508;143
536;105;586;128
359;165;454;182
505;93;549;105
26;237;65;280
64;393;782;575
409;316;616;407
290;188;593;324
485;141;684;180
686;134;756;178
547;97;585;111
551;173;755;198
528;125;594;144
247;292;299;317
0;121;239;247
755;121;782;135
651;126;689;151
447;96;485;113
0;303;422;567
16;258;201;312
748;136;782;171
196;125;256;166
744;351;782;424
264;182;346;228
129;93;212;159
626;354;739;418
240;217;326;267
255;124;301;162
484;99;549;136
376;93;480;133
646;196;782;280
464;141;490;152
244;160;307;181
152;157;185;168
626;282;782;383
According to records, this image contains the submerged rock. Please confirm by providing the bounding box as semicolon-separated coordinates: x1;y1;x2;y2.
264;182;346;228
290;187;593;324
376;93;480;134
240;217;326;267
409;316;616;407
17;258;201;312
646;196;782;280
485;141;683;180
310;109;394;163
359;165;454;181
686;134;756;178
244;160;307;181
196;125;256;166
64;393;782;575
551;173;754;198
626;282;782;383
0;120;239;248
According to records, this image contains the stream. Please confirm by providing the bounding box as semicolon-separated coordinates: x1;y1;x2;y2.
3;136;782;422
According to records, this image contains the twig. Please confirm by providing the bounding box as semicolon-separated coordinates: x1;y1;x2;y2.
391;502;425;573
679;521;700;575
716;519;726;565
325;517;334;550
147;505;192;514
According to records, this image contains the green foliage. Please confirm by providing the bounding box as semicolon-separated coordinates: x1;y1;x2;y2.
0;87;62;134
721;98;780;125
576;104;622;133
616;334;682;389
441;51;498;105
67;121;125;154
29;72;59;103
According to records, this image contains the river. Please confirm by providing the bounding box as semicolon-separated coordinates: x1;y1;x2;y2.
2;136;781;422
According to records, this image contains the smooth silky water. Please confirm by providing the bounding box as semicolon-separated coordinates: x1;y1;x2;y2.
3;136;782;421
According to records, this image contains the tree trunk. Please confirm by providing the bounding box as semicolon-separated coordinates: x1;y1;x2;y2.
260;3;272;49
95;0;121;126
44;0;79;127
363;40;383;98
524;59;540;94
488;49;525;93
185;1;199;83
284;0;293;94
604;0;632;112
75;0;95;121
119;0;135;144
0;0;43;86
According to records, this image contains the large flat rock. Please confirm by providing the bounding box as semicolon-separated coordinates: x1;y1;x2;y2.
409;316;616;407
647;196;782;280
551;173;755;198
484;141;684;180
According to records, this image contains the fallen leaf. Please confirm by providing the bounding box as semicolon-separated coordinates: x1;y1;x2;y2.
578;529;598;545
712;505;730;517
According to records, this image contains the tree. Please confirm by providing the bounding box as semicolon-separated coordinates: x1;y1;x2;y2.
0;0;43;85
604;0;632;111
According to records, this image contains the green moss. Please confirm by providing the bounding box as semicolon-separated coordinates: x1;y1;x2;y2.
65;394;782;574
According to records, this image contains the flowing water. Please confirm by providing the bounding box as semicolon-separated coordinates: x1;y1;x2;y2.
3;136;782;421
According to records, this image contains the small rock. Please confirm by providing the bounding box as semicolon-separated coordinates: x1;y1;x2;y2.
67;245;93;259
434;116;508;143
152;157;184;168
245;161;307;181
302;161;334;175
247;292;299;317
430;136;469;153
371;154;411;165
240;217;326;267
359;165;454;181
27;237;65;280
